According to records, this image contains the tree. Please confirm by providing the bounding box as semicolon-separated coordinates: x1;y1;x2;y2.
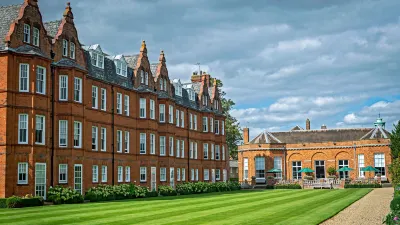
216;80;242;160
391;121;400;159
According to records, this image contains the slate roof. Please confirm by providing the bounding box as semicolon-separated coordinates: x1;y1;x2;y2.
53;58;86;71
150;63;158;76
125;55;139;69
0;4;22;50
44;20;61;38
250;127;391;144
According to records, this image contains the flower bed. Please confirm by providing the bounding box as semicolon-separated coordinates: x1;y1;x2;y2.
47;186;84;205
0;194;44;208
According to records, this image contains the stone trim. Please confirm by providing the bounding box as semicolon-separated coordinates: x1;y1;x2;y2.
238;143;391;152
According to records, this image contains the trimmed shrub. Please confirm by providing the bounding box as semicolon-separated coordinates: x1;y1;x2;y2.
6;196;23;208
344;183;382;188
85;184;150;202
229;178;239;182
47;186;84;205
265;185;274;189
158;185;177;196
391;197;400;211
0;199;7;208
275;184;302;189
146;191;158;198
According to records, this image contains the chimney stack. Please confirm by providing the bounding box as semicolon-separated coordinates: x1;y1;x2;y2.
321;124;327;129
243;128;249;144
306;118;310;130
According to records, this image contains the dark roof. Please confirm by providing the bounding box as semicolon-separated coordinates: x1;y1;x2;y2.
53;58;86;71
125;55;139;69
0;4;22;50
250;127;391;144
44;20;61;38
7;44;50;58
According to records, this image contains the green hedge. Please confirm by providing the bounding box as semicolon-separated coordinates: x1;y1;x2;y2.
158;185;177;196
0;199;6;208
344;183;382;188
85;184;149;202
47;186;84;205
0;196;44;208
274;184;302;189
175;181;241;195
229;178;239;182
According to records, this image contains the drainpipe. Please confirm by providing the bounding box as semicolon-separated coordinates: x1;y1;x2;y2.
186;108;190;182
353;143;357;179
50;50;55;187
283;146;287;180
111;85;115;185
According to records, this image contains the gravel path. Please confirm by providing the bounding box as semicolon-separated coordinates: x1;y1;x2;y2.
321;188;393;225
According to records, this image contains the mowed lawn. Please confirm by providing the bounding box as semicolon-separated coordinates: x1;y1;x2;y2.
0;189;371;225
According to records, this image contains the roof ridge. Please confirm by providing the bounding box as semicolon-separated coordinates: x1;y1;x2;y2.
0;3;23;9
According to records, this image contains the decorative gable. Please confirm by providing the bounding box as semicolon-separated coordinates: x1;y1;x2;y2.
173;79;182;97
112;55;128;77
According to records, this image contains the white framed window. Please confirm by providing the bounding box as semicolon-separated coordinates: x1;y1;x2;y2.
273;157;282;179
195;169;199;181
101;88;106;110
164;79;167;91
222;121;225;135
181;140;185;158
160;136;166;156
124;131;129;153
203;143;208;159
70;42;75;59
194;115;198;130
215;145;220;160
140;167;147;182
145;72;149;85
204;169;209;181
180;111;184;128
222;146;225;161
92;165;98;183
244;158;248;180
92;126;98;150
150;133;155;154
116;61;127;77
140;70;145;84
33;27;39;46
118;166;123;182
116;93;122;114
358;154;365;177
125;166;130;182
177;168;181;181
169;105;173;123
92;86;98;109
140;133;146;154
189;113;193;130
210;118;214;133
211;144;215;160
23;24;30;43
36;66;46;94
18;114;28;144
194;142;198;159
35;115;45;144
18;162;28;184
59;75;68;101
140;98;146;118
63;39;68;56
190;142;194;159
292;161;302;180
74;77;82;102
169;137;174;156
374;153;386;176
73;121;82;148
98;54;104;68
176;109;179;127
117;130;122;153
91;52;97;66
203;117;208;132
191;169;194;181
101;165;107;182
124;95;129;116
59;120;67;147
159;104;165;122
176;139;180;158
19;64;29;92
160;167;166;181
215;120;220;134
160;78;163;90
150;99;155;119
91;52;104;69
182;168;186;181
216;169;220;181
59;164;68;183
101;127;106;151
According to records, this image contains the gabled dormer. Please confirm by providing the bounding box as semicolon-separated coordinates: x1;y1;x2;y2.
154;50;171;93
134;41;154;89
172;79;182;97
183;84;196;101
84;44;105;69
210;78;221;112
110;55;127;77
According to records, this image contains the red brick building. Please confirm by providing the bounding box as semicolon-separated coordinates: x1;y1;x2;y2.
238;118;391;183
0;0;228;198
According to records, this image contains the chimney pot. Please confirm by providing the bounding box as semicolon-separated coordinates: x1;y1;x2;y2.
243;128;249;144
306;118;310;130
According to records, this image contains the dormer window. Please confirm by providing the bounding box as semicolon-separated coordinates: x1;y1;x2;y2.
33;27;39;47
23;24;30;43
214;100;219;110
115;60;127;77
86;44;105;69
202;95;208;106
70;42;75;59
163;79;167;91
140;70;145;84
188;89;195;101
160;78;163;90
145;72;149;85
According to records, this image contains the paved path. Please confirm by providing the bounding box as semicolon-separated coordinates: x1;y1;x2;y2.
321;188;393;225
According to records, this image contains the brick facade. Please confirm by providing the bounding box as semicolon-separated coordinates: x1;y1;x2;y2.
0;1;228;198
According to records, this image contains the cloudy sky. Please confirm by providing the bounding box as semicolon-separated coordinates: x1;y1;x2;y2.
7;0;400;138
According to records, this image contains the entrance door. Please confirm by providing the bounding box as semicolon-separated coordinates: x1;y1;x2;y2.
212;169;216;183
151;167;157;191
74;164;83;194
338;160;349;179
35;163;46;199
170;167;174;188
315;160;325;179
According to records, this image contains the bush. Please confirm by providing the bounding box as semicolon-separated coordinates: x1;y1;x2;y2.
327;167;336;176
391;197;400;211
85;184;150;202
266;185;274;189
229;178;239;182
6;196;22;208
383;210;400;225
47;186;84;205
0;199;6;208
158;185;177;196
275;184;302;189
3;195;43;208
344;183;382;188
146;191;158;198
